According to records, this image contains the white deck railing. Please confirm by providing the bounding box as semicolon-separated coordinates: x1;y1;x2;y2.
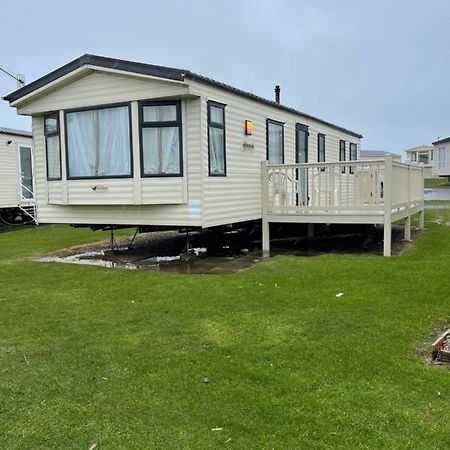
261;157;424;256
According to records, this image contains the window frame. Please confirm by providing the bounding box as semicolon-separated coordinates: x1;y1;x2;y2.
138;99;183;178
317;133;326;163
295;123;309;163
44;111;62;181
339;139;346;173
207;100;227;177
266;119;285;164
438;147;446;170
349;142;357;174
64;102;133;180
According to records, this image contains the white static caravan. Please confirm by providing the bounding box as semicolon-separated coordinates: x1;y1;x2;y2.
432;137;450;181
4;55;424;255
0;127;36;223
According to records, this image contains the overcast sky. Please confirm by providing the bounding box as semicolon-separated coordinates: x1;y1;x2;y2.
1;0;449;154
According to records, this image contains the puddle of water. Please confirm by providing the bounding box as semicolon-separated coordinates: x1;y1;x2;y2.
34;247;262;274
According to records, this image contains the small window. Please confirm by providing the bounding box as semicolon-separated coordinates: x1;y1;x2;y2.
317;133;325;163
140;101;182;177
44;112;61;180
266;120;284;164
339;140;346;173
349;142;357;174
66;104;132;179
438;147;446;170
411;152;417;162
296;123;308;163
430;150;434;161
208;101;226;176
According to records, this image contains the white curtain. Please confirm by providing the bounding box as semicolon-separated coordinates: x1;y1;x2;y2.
141;105;180;175
97;107;131;176
142;127;180;175
143;104;176;122
268;123;283;164
66;106;131;177
46;135;61;179
209;127;225;174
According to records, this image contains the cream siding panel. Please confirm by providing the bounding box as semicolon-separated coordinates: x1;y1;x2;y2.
0;133;33;208
47;182;64;204
0;137;19;207
188;80;361;228
141;178;184;204
19;71;190;115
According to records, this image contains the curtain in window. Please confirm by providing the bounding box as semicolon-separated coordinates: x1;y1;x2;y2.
46;135;60;179
66;106;131;178
209;127;225;174
268;123;283;164
142;127;180;175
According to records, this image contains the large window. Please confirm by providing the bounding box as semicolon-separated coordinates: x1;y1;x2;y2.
140;100;182;176
44;112;61;180
208;101;226;176
438;147;446;170
296;123;308;163
349;142;357;174
267;119;284;164
317;133;325;162
339;139;346;173
66;104;132;179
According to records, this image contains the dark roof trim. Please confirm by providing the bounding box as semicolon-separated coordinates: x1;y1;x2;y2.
432;137;450;145
0;126;32;138
4;54;363;139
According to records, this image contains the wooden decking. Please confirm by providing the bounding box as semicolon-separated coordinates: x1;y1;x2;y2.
261;156;424;256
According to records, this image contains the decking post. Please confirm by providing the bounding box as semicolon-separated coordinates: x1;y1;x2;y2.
261;161;270;253
383;156;393;257
307;223;314;238
404;215;411;241
418;209;425;229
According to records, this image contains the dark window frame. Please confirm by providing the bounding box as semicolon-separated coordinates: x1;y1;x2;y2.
266;119;285;164
139;99;183;178
295;123;309;163
339;139;346;173
317;133;326;163
64;102;134;180
207;100;227;177
44;111;62;181
349;142;357;174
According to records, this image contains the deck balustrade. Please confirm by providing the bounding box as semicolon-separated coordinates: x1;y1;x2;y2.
261;156;424;256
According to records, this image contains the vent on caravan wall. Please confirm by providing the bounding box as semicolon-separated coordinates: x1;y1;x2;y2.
275;85;280;104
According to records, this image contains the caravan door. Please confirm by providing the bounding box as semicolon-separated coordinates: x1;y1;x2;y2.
18;144;34;200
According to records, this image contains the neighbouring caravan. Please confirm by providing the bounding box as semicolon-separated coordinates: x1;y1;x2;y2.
432;137;450;181
405;144;436;179
3;54;362;229
0;127;36;224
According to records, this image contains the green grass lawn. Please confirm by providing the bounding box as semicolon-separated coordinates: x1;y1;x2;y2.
1;213;450;449
424;177;450;188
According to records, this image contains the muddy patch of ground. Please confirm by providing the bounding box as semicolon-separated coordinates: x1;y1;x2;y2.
33;224;421;274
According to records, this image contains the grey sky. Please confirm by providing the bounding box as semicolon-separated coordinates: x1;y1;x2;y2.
1;0;449;154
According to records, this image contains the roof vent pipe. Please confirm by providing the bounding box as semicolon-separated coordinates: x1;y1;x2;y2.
275;85;280;104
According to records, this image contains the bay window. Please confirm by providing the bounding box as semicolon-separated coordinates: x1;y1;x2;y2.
139;100;182;176
66;104;132;179
45;112;61;180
